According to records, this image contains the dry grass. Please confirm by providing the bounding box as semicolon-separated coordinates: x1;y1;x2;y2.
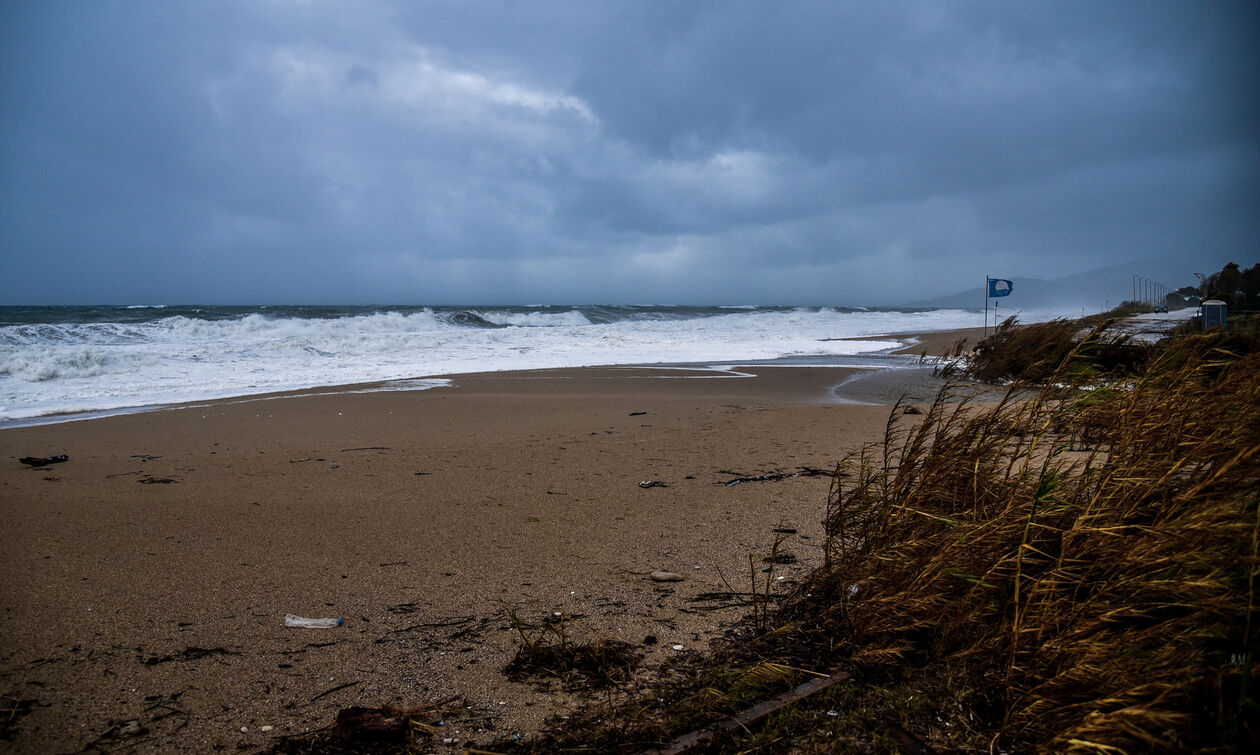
792;327;1260;751
944;316;1152;384
501;325;1259;753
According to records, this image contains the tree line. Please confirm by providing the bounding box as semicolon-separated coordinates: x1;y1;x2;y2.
1190;261;1260;309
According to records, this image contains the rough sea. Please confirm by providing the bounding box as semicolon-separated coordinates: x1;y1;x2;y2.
0;304;1065;425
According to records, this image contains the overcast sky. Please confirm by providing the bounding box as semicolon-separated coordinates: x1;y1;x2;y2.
2;1;1256;306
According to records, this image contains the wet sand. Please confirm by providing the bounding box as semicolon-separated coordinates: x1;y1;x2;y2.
0;339;967;752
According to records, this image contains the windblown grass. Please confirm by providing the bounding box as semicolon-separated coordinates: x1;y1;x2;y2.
798;327;1260;751
950;316;1152;384
504;326;1259;753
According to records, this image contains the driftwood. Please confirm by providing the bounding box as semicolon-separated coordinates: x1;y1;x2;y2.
390;616;475;633
19;455;68;467
719;466;833;485
309;680;360;704
640;669;851;755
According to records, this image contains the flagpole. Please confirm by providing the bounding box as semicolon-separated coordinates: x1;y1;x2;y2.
984;276;989;338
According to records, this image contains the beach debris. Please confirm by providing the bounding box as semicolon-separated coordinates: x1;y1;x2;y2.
142;646;238;665
503;608;640;689
284;614;343;629
1;696;39;739
647;669;851;754
672;644;686;651
82;718;149;750
390;615;475;634
686;591;759;611
719;466;833;485
18;455;68;468
274;698;463;750
638;480;666;488
761;552;798;565
310;680;360;703
650;571;684;582
138;475;177;484
504;635;640;689
629;411;647;416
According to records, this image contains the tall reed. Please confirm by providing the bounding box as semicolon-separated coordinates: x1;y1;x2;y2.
796;328;1260;751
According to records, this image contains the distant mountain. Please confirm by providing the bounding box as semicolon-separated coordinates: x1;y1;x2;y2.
908;259;1199;312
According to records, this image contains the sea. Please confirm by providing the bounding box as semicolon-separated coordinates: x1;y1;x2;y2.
0;304;1070;426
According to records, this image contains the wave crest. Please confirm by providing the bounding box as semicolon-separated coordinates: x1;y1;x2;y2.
0;347;123;382
476;309;592;327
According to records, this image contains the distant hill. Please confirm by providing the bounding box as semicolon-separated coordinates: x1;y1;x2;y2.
908;259;1198;312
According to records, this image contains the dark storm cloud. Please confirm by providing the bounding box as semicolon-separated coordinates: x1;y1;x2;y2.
1;1;1256;305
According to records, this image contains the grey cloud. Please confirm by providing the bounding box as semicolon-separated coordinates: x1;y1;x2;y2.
1;0;1256;305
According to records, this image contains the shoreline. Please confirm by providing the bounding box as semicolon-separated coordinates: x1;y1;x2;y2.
3;303;1007;431
1;326;983;431
0;332;975;752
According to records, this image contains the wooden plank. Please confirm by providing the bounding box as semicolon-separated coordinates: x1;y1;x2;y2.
640;669;850;755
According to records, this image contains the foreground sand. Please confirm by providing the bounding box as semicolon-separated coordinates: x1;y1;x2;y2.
0;342;964;752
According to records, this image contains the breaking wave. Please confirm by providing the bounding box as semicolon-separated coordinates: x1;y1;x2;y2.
0;304;1038;422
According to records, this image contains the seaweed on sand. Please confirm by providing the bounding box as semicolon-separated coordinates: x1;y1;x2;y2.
503;610;641;690
269;698;465;754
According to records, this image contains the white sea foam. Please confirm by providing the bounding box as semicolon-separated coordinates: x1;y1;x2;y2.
477;309;592;327
0;305;1079;423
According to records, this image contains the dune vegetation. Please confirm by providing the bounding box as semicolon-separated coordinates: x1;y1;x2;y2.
500;320;1260;754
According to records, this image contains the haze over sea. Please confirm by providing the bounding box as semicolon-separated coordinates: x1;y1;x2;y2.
0;304;1079;425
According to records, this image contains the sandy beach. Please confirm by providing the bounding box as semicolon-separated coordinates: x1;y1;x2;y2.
0;335;967;752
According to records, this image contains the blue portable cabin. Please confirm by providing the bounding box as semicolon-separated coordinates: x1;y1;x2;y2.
1200;300;1227;329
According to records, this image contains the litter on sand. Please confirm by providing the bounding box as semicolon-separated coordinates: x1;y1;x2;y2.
284;615;343;629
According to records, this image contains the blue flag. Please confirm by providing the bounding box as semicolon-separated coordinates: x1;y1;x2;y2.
988;278;1013;298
